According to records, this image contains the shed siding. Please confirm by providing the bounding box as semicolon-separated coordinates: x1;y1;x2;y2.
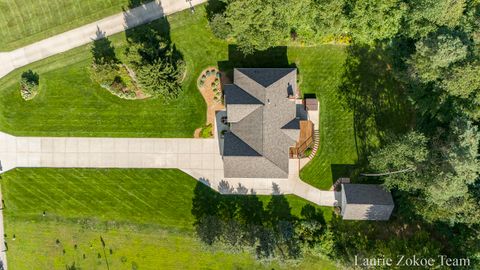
342;204;394;220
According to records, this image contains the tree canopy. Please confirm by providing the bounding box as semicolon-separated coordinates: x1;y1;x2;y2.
204;0;480;266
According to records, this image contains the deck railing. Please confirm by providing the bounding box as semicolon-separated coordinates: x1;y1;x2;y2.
289;133;314;158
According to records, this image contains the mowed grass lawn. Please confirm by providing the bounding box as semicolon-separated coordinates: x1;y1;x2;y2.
0;0;130;51
0;7;229;137
2;168;337;270
291;47;358;190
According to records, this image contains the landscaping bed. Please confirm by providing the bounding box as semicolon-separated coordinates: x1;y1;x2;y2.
194;67;225;138
90;63;148;100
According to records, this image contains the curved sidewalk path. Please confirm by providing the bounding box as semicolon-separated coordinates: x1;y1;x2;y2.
0;0;207;79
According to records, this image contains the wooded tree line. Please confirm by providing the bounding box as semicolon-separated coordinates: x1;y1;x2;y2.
191;183;334;261
207;0;480;266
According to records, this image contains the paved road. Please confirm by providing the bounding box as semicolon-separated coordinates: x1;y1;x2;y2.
0;0;207;79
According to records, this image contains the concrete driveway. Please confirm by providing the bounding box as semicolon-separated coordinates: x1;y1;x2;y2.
0;131;338;206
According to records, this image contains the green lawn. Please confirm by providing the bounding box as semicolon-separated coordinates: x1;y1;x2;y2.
0;7;228;137
0;0;132;51
292;47;358;190
1;168;336;269
0;5;357;184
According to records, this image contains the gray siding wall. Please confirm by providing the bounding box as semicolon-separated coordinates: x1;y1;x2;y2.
342;204;394;220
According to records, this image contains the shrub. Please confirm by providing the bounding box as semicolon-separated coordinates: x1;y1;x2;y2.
206;70;211;76
20;70;40;100
91;64;137;100
200;124;213;138
209;14;231;39
216;72;221;78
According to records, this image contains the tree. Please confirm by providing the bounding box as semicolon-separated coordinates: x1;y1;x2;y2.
408;34;468;83
368;131;429;191
368;118;480;225
136;58;184;100
348;0;407;43
420;117;480;224
442;62;480;99
209;14;231;39
404;0;466;38
224;0;289;54
91;34;118;66
310;0;348;40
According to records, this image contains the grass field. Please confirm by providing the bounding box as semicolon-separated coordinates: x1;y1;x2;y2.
1;168;336;269
0;0;131;51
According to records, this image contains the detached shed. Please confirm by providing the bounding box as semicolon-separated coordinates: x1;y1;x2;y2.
341;184;394;220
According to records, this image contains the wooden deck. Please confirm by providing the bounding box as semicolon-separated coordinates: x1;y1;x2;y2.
289;120;314;158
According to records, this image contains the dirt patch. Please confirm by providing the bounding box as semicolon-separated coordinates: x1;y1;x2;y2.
194;67;225;138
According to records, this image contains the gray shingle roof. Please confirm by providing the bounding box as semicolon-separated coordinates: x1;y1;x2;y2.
223;68;298;178
236;68;296;88
224;84;262;105
343;184;394;205
223;132;261;156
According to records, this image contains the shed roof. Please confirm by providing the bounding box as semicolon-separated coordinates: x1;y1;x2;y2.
342;184;394;205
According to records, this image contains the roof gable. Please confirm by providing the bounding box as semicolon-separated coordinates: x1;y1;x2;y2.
237;68;295;88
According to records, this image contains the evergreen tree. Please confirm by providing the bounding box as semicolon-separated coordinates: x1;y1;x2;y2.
408;34;468;83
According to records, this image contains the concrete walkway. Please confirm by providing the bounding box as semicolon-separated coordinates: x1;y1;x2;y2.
0;131;338;206
0;0;207;79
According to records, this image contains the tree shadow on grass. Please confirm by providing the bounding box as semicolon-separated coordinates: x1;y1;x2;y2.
191;182;304;259
91;27;118;65
123;0;184;67
218;45;296;81
330;164;357;183
205;0;227;21
338;45;413;165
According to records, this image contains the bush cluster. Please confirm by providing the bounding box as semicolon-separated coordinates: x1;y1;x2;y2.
20;70;40;100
